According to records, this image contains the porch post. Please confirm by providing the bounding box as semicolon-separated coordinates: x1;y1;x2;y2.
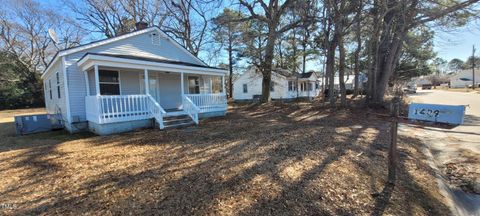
144;69;149;95
181;72;184;96
94;65;100;96
84;71;90;96
222;75;225;94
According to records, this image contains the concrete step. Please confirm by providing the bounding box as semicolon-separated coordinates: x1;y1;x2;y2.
163;120;195;129
163;114;190;121
160;114;196;129
163;116;192;124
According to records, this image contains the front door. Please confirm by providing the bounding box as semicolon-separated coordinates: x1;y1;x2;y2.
141;72;182;110
158;73;182;110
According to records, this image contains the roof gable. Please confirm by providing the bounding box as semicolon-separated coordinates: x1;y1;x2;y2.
62;26;204;65
43;26;205;77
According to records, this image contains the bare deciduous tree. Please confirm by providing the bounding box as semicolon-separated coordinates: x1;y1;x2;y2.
162;0;220;57
0;0;84;72
66;0;166;38
238;0;312;102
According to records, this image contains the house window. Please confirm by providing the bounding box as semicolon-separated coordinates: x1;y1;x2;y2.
99;70;120;95
270;81;274;92
288;81;297;91
188;76;200;94
300;82;306;91
315;82;319;89
48;79;52;99
56;72;61;98
308;83;313;91
243;84;248;93
212;76;223;93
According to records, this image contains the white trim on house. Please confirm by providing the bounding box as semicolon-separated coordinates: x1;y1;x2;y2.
77;54;227;75
84;71;90;96
41;55;60;79
62;57;72;123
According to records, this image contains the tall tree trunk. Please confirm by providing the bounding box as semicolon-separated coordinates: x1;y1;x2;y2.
366;0;382;105
321;56;327;102
371;0;410;104
228;39;233;98
302;42;307;74
260;29;276;103
338;32;347;106
353;0;362;98
326;34;337;106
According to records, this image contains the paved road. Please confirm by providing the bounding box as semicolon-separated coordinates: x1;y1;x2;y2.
408;90;480;152
404;89;480;216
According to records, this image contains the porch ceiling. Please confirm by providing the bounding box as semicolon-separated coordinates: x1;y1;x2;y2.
78;53;227;75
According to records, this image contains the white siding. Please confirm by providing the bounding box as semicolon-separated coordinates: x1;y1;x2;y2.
119;70;142;95
233;70;291;100
233;70;321;100
64;30;204;122
450;69;480;88
43;60;67;120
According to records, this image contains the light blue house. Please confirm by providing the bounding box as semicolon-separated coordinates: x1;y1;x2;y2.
41;23;228;135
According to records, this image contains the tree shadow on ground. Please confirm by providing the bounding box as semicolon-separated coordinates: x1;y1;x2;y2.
1;103;451;215
368;135;451;216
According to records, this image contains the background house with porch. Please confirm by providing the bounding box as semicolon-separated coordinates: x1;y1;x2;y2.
41;24;228;135
233;68;321;101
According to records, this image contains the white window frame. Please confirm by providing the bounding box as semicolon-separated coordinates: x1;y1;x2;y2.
188;76;201;94
48;79;52;99
56;71;61;98
211;76;223;93
288;80;297;91
243;84;248;93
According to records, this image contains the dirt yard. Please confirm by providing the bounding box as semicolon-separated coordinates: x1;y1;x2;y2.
0;103;450;215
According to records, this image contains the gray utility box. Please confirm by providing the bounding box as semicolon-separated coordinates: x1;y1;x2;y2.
14;114;64;135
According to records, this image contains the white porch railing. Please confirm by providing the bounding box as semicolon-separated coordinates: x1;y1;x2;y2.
182;95;200;124
85;95;166;127
85;93;226;127
184;93;227;113
147;95;167;129
86;95;150;124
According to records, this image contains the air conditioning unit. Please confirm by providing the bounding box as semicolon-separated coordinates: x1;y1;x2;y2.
15;114;64;135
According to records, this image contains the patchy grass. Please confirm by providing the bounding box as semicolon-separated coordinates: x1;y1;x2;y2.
0;103;450;215
435;86;479;93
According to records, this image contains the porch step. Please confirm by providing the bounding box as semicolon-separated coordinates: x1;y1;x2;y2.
162;114;196;129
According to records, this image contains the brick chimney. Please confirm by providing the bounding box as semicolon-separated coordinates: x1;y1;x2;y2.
135;22;148;31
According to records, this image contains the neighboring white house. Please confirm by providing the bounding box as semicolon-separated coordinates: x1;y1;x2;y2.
41;23;228;135
233;68;321;101
449;69;480;88
320;74;367;91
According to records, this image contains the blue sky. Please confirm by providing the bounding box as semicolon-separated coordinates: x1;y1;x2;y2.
40;0;479;69
433;21;480;62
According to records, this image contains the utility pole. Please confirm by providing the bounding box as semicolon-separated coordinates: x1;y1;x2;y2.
473;45;476;90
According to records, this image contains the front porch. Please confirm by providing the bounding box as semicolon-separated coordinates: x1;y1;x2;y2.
80;53;227;131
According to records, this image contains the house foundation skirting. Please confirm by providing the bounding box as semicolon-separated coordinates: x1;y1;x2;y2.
199;110;226;119
83;110;226;135
65;121;89;134
88;119;154;135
